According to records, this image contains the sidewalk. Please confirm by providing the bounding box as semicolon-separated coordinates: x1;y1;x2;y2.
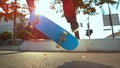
0;51;120;68
0;46;19;51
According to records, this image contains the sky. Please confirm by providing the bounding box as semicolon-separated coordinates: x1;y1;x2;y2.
1;0;120;39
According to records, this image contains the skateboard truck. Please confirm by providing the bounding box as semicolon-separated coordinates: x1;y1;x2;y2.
56;31;68;48
30;16;39;28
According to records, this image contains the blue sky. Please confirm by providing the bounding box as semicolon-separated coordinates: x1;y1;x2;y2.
1;0;120;39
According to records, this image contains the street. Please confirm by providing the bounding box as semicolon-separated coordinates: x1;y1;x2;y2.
0;51;120;68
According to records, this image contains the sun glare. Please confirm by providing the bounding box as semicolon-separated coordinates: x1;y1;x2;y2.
34;7;49;16
34;8;40;15
33;0;52;16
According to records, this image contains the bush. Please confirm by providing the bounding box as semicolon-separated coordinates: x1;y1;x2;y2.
16;30;33;40
0;31;12;40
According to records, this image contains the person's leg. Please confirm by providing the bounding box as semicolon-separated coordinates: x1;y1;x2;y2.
70;21;80;39
62;0;80;39
26;0;35;13
70;21;79;32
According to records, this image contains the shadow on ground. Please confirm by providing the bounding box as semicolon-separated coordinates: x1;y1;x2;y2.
0;51;23;56
57;61;112;68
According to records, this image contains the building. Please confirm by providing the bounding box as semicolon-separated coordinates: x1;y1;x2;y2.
105;32;120;39
0;19;13;32
0;17;28;33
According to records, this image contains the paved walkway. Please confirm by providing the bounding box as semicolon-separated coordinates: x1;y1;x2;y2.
0;51;120;68
0;46;19;51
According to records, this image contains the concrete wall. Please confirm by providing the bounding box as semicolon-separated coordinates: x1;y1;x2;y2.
85;39;120;51
19;39;120;52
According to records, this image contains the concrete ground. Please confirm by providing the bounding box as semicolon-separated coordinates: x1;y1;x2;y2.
0;51;120;68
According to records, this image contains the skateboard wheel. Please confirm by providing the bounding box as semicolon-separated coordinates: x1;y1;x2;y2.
63;31;68;35
56;45;60;48
29;25;34;28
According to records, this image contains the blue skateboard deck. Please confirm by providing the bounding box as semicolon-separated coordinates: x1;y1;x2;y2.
29;11;78;50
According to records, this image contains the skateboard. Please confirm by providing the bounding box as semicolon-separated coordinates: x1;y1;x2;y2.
29;10;78;50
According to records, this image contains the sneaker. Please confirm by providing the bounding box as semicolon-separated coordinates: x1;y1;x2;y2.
75;31;80;39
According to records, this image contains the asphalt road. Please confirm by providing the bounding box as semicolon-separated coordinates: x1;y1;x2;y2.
0;51;120;68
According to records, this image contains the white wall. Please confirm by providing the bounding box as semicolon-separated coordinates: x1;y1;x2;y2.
19;39;120;52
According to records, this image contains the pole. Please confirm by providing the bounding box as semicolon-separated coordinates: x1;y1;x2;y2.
87;15;90;39
108;3;115;39
116;0;120;9
13;0;17;45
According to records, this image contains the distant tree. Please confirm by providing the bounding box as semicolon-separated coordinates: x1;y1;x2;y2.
0;0;29;43
50;0;117;16
0;0;49;40
0;31;12;40
0;0;27;22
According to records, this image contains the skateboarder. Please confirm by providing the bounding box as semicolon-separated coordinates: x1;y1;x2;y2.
26;0;80;39
62;0;80;39
26;0;35;13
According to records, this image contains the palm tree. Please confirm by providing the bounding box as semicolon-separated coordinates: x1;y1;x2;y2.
97;0;117;39
116;0;120;9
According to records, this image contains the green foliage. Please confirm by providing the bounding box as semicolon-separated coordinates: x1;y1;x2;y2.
0;0;26;22
50;0;117;15
0;31;12;40
16;30;33;40
95;0;117;5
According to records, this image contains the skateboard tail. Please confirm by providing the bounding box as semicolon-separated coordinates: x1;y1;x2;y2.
61;34;78;50
58;31;78;50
